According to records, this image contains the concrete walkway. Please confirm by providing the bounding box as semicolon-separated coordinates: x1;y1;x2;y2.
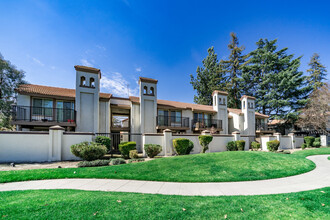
0;155;329;196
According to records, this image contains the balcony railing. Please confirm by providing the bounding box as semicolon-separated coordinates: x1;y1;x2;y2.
156;115;189;128
12;105;76;123
256;123;268;131
191;118;222;130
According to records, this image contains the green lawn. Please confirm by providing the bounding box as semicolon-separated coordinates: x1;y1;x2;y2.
292;147;330;157
0;151;317;183
0;188;329;219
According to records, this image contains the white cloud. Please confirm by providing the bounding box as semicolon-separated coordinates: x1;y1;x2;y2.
96;45;106;51
135;67;142;72
80;59;93;67
100;72;138;97
27;54;44;66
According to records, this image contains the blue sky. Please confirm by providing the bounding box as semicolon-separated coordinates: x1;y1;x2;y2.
1;0;329;103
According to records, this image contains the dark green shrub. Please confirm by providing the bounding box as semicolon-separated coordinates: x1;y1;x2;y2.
236;140;245;151
315;137;320;142
251;141;261;151
71;142;107;161
283;150;291;154
198;135;213;153
128;158;145;163
119;141;136;159
110;158;126;165
226;141;237;151
267;140;280;152
144;144;162;158
129;150;139;159
172;138;194;155
95;136;111;152
304;136;315;147
77;159;110;167
313;141;321;148
301;143;307;149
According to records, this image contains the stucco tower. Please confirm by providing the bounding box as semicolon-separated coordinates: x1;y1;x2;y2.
241;95;256;135
139;77;158;134
75;65;101;133
212;90;228;134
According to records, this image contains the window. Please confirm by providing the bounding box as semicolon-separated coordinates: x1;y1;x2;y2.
90;77;95;87
56;101;74;122
150;87;154;95
32;98;53;117
80;76;86;86
158;109;168;126
143;86;148;94
171;111;182;123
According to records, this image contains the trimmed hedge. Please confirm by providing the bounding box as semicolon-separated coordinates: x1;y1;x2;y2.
172;138;194;155
227;141;237;151
251;141;261;151
198;135;213;153
119;141;136;159
304;136;315;148
313;141;321;148
71;142;107;161
77;159;110;167
110;158;126;165
144;144;162;158
129;150;139;159
267;140;280;152
301;143;307;149
236;140;246;151
95;136;111;152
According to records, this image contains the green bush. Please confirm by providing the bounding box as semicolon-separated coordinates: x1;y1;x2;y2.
313;141;321;148
301;143;307;149
227;141;237;151
315;137;320;142
172;138;194;155
236;140;246;151
198;135;213;153
251;141;261;151
71;142;107;161
95;136;111;152
129;150;139;159
144;144;162;158
304;136;315;148
267;140;280;152
128;158;145;163
118;141;136;159
77;159;110;167
110;158;126;165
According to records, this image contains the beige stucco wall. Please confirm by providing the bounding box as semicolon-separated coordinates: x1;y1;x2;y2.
98;101;110;133
62;133;93;160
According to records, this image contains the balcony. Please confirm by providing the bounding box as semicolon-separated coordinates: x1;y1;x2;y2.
156;115;190;130
12;105;76;127
191;118;222;131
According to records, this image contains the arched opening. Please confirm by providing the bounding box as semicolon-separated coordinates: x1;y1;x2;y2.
143;86;148;94
219;97;222;105
223;98;226;105
243;101;245;109
80;76;86;86
214;96;216;106
90;77;95;87
150;87;154;95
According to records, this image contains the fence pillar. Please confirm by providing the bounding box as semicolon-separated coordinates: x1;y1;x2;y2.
320;135;328;147
288;133;296;149
163;129;173;156
49;125;64;162
120;131;129;142
274;133;282;150
232;131;240;141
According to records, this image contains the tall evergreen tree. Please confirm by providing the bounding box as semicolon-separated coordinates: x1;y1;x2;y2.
307;53;327;91
241;39;310;119
0;53;26;129
190;47;226;105
222;32;245;108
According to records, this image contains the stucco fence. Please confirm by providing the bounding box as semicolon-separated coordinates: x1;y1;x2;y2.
0;126;93;163
260;133;305;151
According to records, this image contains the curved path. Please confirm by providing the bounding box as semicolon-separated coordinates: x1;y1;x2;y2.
0;155;329;196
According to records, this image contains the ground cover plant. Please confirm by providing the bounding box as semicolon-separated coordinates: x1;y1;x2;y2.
0;188;329;219
0;150;320;183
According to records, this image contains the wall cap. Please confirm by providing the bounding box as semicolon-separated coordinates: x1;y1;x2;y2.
232;131;240;134
49;125;65;131
274;132;282;135
164;129;172;132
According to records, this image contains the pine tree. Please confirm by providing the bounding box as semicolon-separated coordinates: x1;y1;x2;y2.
241;39;310;118
222;32;245;108
307;53;327;91
190;47;226;105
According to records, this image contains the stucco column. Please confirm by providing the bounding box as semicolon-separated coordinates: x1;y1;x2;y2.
274;133;282;150
120;131;129;143
232;131;240;141
288;133;295;149
163;129;172;156
49;125;64;162
320;135;327;147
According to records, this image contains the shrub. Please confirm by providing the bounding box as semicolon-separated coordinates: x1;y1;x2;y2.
71;142;107;161
77;159;110;167
313;141;321;148
129;150;139;159
226;141;237;151
172;138;194;155
118;141;136;159
304;136;315;148
236;140;245;151
301;143;307;149
95;136;111;152
283;150;291;154
267;140;280;152
198;135;213;153
315;137;320;142
128;158;145;163
110;158;126;165
144;144;162;158
251;141;261;151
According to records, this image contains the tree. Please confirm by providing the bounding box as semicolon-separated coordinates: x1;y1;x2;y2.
307;53;327;91
0;54;26;129
190;47;226;105
241;39;310;119
222;32;245;108
297;83;330;133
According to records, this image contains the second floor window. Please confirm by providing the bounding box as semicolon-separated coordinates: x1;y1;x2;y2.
32;98;53;116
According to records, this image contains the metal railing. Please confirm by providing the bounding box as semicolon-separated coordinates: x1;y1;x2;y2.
12;105;76;123
256;123;268;131
156;115;190;128
191;118;222;130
